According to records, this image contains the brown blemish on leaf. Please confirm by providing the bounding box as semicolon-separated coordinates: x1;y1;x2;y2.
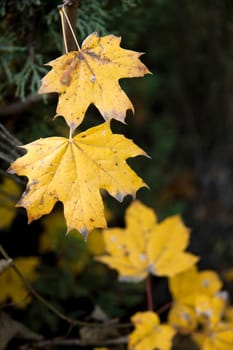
39;32;151;130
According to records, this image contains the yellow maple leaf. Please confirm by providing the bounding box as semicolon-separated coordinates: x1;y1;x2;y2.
38;32;151;131
193;322;233;350
9;123;147;237
168;302;197;333
168;265;231;342
169;265;223;306
168;292;228;335
0;176;21;230
128;311;175;350
0;256;39;307
96;200;198;281
192;292;233;350
194;293;227;328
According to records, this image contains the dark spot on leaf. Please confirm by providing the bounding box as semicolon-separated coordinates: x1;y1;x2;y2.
78;52;85;60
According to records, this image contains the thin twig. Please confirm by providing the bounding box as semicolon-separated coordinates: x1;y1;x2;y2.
0;151;14;163
0;123;22;146
156;301;173;315
0;94;49;116
0;245;132;330
0;170;26;186
0;245;85;327
32;335;128;348
0;139;20;159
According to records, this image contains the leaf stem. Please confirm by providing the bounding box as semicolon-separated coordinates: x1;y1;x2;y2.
156;301;173;315
145;274;154;311
59;6;69;54
58;5;80;52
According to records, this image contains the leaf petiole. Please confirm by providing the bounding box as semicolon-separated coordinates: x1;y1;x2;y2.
58;5;81;52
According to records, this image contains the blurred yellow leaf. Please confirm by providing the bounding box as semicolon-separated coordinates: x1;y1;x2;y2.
128;311;175;350
169;265;222;306
0;177;21;230
87;229;105;256
0;257;39;307
168;264;232;345
39;32;150;131
195;293;227;327
96;200;198;281
9;123;147;237
198;270;223;296
193;322;233;350
168;303;197;333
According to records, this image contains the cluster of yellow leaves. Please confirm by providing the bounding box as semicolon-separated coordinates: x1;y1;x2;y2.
168;265;233;349
125;267;233;350
9;32;150;237
93;200;233;349
96;200;198;281
0;257;39;307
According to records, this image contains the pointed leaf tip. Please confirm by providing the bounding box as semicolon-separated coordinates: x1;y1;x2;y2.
39;32;151;130
10;123;147;234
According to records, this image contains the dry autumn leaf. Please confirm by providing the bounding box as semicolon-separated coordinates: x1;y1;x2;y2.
0;312;42;350
38;32;151;131
96;200;198;281
8;123;147;237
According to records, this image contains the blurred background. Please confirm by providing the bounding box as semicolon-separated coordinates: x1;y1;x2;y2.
0;0;232;348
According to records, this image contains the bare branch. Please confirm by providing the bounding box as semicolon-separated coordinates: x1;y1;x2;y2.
32;335;128;348
0;94;45;117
